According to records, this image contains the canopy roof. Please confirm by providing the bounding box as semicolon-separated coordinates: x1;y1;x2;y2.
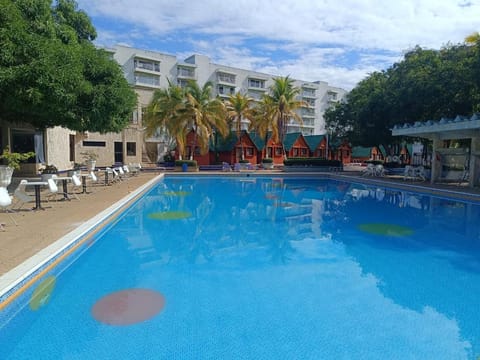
392;114;480;140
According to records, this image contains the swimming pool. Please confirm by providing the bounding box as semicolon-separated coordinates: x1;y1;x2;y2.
1;176;479;359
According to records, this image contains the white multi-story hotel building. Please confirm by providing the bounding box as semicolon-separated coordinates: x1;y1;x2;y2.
110;45;346;156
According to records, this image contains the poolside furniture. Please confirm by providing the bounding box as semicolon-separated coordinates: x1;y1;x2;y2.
374;164;386;177
46;178;59;202
403;165;416;181
53;175;73;200
222;162;232;172
12;180;34;210
0;186;17;226
414;166;426;181
362;163;376;176
69;174;83;199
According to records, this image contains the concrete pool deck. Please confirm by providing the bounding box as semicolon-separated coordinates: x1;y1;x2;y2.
1;168;479;278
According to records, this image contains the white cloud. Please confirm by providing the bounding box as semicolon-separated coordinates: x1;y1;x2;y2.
77;0;480;89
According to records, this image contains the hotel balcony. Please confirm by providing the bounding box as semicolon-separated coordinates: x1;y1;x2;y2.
216;70;236;85
177;66;196;79
133;57;160;75
134;73;160;88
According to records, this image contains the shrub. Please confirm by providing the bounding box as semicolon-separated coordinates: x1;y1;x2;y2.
283;157;342;167
175;160;198;167
40;164;58;174
239;159;250;163
261;158;273;163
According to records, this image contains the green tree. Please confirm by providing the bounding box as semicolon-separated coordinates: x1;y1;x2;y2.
184;80;228;160
225;92;256;161
263;76;304;158
144;81;189;159
326;42;480;148
0;0;136;133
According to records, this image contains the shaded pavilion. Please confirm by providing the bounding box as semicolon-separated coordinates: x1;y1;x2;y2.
392;114;480;188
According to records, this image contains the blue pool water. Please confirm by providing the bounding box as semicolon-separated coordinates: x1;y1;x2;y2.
1;176;480;359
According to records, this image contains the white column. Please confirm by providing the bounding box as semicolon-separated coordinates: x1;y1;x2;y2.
430;136;441;184
469;136;479;188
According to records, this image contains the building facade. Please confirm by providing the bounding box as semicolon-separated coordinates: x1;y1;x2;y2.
1;45;346;174
110;45;347;162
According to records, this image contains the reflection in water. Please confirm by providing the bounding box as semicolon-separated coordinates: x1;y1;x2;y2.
112;178;480;357
3;177;480;359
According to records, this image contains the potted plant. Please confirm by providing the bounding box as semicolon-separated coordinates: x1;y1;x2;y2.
40;164;58;181
81;151;99;171
0;146;35;187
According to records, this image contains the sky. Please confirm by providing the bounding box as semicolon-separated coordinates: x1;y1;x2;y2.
76;0;480;91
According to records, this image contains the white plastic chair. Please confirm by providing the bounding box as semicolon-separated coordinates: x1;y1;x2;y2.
13;180;34;210
69;174;82;200
375;164;386;177
362;163;375;176
0;186;17;227
46;178;59;202
403;165;415;181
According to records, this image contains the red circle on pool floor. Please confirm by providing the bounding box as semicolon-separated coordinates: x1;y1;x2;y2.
92;288;165;326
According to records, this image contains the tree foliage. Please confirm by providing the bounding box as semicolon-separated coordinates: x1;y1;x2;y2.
325;41;480;147
0;0;136;132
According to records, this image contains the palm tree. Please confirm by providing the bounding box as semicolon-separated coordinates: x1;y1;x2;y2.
144;81;189;159
264;76;305;158
184;80;228;160
225;92;256;161
249;95;275;159
465;32;480;45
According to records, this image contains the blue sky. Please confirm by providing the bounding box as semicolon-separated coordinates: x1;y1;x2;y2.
76;0;480;90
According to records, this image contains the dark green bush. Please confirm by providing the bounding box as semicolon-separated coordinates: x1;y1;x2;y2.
261;158;273;163
239;159;250;163
175;160;198;167
283;158;342;167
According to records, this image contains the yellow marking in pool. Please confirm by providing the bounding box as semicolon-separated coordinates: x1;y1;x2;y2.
358;223;413;237
162;191;191;196
148;211;192;220
29;276;56;311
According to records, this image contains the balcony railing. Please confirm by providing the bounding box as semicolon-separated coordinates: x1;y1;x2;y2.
134;74;160;87
134;60;160;73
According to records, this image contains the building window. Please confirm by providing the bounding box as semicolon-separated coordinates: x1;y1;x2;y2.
134;59;160;72
248;78;265;89
245;147;254;156
275;147;282;156
268;147;273;157
83;141;106;147
218;85;235;95
127;142;136;156
11;129;38;163
177;79;189;88
135;73;160;87
177;67;194;78
301;148;307;156
302;88;316;97
217;72;235;84
327;91;338;100
293;148;298;156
